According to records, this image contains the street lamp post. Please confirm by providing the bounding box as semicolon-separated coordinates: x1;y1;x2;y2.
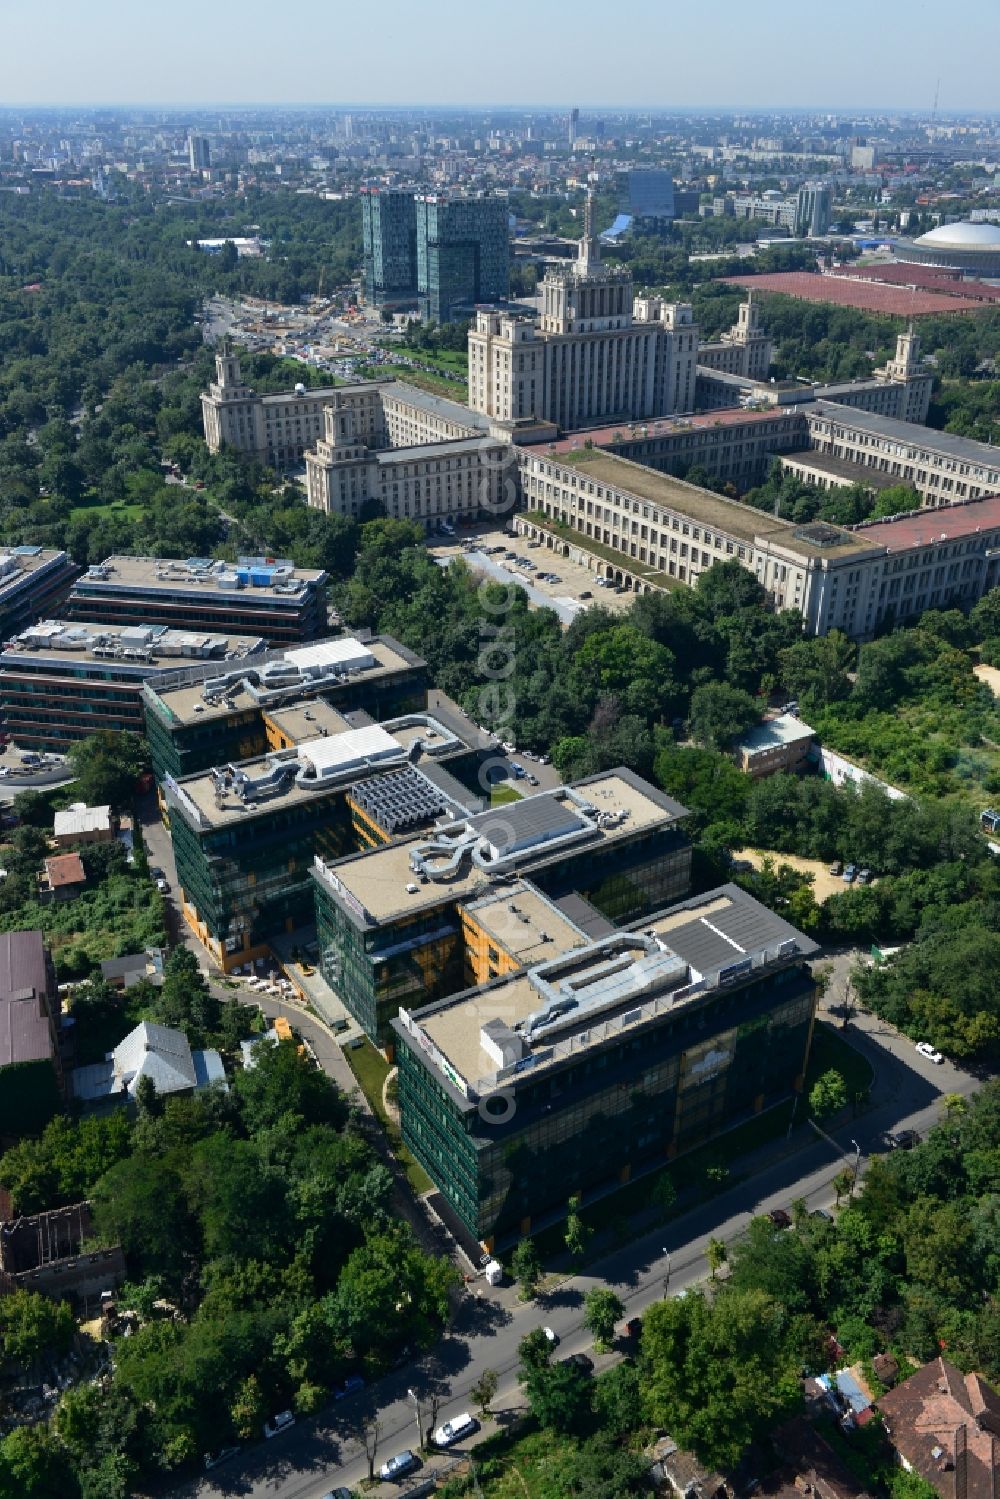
662;1249;672;1299
407;1388;422;1450
849;1139;862;1198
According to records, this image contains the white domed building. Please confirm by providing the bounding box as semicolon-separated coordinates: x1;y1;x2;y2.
895;221;1000;279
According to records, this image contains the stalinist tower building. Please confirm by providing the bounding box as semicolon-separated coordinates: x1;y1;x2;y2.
468;193;699;431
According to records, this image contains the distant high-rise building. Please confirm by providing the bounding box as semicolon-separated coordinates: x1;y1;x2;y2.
595;118;606;140
362;188;418;308
414;193;510;324
188;134;211;171
796;182;834;236
625;168;676;226
343;113;354;140
569;107;579;147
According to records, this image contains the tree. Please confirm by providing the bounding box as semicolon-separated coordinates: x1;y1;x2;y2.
583;1287;624;1351
592;1361;643;1439
361;1418;382;1483
518;1327;554;1377
523;1359;593;1434
778;630;855;708
809;1069;849;1120
0;1289;74;1371
564;1195;593;1262
230;1373;267;1441
90;1155;190;1286
470;1367;499;1419
640;1288;805;1470
688;682;760;752
0;1424;78;1499
833;1168;856;1206
650;1171;677;1222
511;1237;542;1300
66;730;149;810
707;1238;728;1279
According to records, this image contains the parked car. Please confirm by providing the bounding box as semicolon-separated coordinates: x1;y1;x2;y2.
204;1447;240;1470
432;1412;477;1448
322;1489;353;1499
809;1208;834;1223
916;1041;944;1064
829;861;843;877
527;773;539;786
263;1410;295;1439
885;1129;921;1150
623;1316;643;1341
857;868;872;885
380;1451;420;1482
560;1352;595;1374
511;763;527;779
334;1374;365;1400
768;1208;793;1229
842;864;857;883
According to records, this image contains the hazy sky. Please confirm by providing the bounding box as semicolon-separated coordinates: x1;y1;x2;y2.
1;0;997;112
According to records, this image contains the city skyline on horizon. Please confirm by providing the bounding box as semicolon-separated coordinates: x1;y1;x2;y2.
2;0;998;114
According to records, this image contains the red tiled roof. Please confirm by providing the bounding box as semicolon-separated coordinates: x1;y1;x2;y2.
44;853;86;889
856;494;1000;551
723;272;984;317
838;263;1000;303
877;1358;1000;1499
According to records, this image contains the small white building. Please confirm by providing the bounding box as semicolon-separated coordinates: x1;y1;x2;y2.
53;803;113;846
733;714;816;778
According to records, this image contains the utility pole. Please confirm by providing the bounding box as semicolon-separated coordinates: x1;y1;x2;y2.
661;1249;672;1299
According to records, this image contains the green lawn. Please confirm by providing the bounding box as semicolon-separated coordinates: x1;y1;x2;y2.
343;1037;434;1196
805;1019;875;1104
490;783;523;806
443;1423;587;1499
67;501;146;522
394;343;469;377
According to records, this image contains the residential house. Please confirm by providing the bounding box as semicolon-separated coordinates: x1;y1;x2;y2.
71;1020;226;1106
648;1437;726;1499
99;948;165;992
40;852;86;902
52;803;114;847
877;1358;1000;1499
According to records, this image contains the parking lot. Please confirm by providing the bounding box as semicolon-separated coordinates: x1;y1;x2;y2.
429;526;636;622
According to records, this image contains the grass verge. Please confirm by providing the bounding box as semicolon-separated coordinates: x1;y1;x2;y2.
343;1037;434;1196
806;1019;875;1103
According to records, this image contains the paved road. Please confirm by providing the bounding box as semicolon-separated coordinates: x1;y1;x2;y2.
426;689;563;797
173;985;982;1499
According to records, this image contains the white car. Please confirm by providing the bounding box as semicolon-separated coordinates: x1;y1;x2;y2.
262;1410;295;1439
542;1326;559;1346
432;1412;476;1448
916;1041;944;1064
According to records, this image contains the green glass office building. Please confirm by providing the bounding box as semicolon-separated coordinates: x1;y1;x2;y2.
312;769;692;1045
415;194;510;324
392;883;818;1247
